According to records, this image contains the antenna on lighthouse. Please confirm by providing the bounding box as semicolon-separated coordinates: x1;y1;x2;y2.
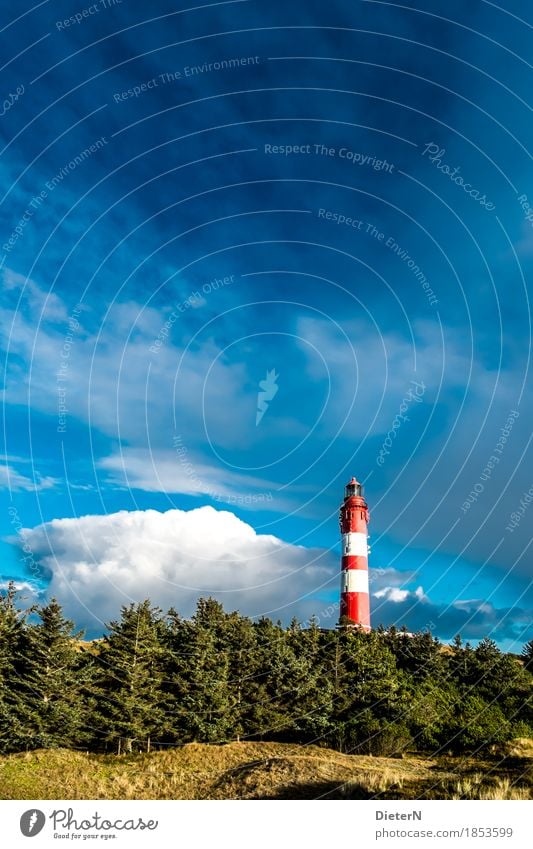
339;477;371;630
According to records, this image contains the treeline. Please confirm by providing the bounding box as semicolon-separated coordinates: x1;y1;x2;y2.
0;584;532;757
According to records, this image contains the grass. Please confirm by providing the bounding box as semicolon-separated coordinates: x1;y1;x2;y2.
0;741;531;800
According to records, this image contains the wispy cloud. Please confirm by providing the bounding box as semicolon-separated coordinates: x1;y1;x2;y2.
99;447;290;511
0;463;58;492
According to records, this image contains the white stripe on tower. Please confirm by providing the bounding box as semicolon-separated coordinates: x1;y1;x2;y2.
341;532;368;557
341;569;369;594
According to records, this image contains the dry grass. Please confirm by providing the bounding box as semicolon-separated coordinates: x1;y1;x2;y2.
0;741;531;800
443;775;530;801
499;738;533;759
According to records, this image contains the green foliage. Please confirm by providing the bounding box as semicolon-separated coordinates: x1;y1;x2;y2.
90;600;166;753
162;600;234;743
0;591;531;756
441;696;512;753
2;595;89;751
0;582;30;751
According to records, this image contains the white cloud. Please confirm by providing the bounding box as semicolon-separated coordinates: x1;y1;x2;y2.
375;585;427;603
14;506;335;632
375;586;410;603
0;580;37;593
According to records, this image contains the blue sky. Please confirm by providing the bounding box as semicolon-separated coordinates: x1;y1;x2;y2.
0;0;531;647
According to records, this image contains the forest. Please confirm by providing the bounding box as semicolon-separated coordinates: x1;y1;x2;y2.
0;584;531;757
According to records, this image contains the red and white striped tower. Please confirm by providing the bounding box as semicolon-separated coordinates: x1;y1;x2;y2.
339;477;371;630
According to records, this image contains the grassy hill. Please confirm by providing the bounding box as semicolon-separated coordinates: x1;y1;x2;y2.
1;740;531;800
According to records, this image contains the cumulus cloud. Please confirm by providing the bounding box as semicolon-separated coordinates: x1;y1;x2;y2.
13;506;335;634
375;585;425;604
372;583;532;648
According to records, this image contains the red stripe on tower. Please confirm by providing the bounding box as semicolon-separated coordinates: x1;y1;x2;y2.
339;477;371;630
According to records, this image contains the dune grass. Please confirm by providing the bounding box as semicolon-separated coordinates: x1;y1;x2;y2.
0;741;531;800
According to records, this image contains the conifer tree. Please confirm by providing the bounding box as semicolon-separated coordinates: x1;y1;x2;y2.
0;582;30;752
11;598;89;750
221;610;258;742
91;600;166;753
162;598;233;743
521;638;533;670
250;615;310;739
449;636;476;683
287;620;335;742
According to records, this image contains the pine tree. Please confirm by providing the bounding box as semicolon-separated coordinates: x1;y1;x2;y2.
12;598;89;750
286;621;335;742
324;629;407;754
0;582;30;752
392;630;444;680
0;582;22;673
91;600;166;753
521;638;533;670
442;694;511;753
161;598;234;744
449;635;476;683
249;615;311;740
221;610;257;742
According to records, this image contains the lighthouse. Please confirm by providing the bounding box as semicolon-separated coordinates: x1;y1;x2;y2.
339;477;371;630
